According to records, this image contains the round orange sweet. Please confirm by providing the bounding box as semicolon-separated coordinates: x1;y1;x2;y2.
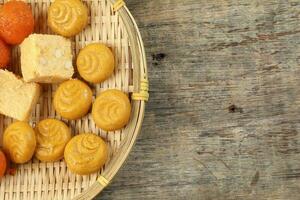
0;39;10;68
0;150;7;179
0;1;34;45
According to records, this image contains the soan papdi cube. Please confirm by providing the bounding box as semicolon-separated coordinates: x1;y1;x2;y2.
20;34;74;83
0;70;40;121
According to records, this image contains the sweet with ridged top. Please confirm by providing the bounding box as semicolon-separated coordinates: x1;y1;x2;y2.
3;122;36;164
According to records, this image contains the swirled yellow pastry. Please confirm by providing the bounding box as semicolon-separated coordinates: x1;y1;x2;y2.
54;79;93;120
35;119;71;162
64;133;108;175
77;43;115;83
3;122;36;164
48;0;88;37
92;89;131;131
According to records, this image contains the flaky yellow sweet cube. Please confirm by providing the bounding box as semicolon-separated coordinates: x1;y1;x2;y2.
20;34;74;83
0;70;40;121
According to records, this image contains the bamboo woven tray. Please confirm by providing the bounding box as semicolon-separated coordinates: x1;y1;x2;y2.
0;0;148;199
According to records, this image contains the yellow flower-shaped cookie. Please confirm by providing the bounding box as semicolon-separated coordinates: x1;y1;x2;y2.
35;119;71;162
54;79;93;120
3;122;36;164
64;133;108;175
92;89;131;131
77;43;115;83
48;0;88;37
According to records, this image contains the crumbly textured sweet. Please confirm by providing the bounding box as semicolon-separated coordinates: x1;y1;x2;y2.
20;34;74;83
0;70;40;121
77;43;115;83
3;122;36;164
64;133;108;175
35;119;71;162
54;79;93;120
48;0;88;37
92;89;131;131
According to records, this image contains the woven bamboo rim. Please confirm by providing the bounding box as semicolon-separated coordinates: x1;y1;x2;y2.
0;0;148;199
77;1;148;199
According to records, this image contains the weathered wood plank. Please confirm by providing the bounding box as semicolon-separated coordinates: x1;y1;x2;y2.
97;0;300;199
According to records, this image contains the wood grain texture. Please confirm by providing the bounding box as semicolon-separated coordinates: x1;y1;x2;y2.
96;0;300;199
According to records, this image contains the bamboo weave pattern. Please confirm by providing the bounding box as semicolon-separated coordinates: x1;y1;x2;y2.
0;0;133;199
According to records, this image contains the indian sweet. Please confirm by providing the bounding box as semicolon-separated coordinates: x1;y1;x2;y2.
54;79;93;120
0;70;40;121
20;34;74;83
0;1;34;44
0;150;6;179
92;89;131;131
35;119;72;162
64;133;108;175
48;0;88;37
0;39;10;68
77;43;115;83
3;122;36;164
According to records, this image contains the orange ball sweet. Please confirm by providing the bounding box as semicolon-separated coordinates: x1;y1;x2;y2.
0;150;7;179
0;39;10;68
0;1;34;45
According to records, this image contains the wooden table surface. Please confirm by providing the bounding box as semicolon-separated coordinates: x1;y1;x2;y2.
97;1;300;199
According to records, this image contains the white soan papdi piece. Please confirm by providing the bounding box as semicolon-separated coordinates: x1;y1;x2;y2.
20;34;74;83
0;70;41;121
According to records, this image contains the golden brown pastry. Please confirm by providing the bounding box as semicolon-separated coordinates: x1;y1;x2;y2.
64;133;108;175
3;122;36;164
48;0;88;37
92;89;131;131
54;79;93;120
77;43;115;83
35;119;71;162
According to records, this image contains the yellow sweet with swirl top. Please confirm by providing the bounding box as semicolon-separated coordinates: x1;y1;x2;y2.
54;79;93;120
35;119;71;162
48;0;88;37
92;89;131;131
64;133;108;175
3;122;36;164
77;43;115;83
